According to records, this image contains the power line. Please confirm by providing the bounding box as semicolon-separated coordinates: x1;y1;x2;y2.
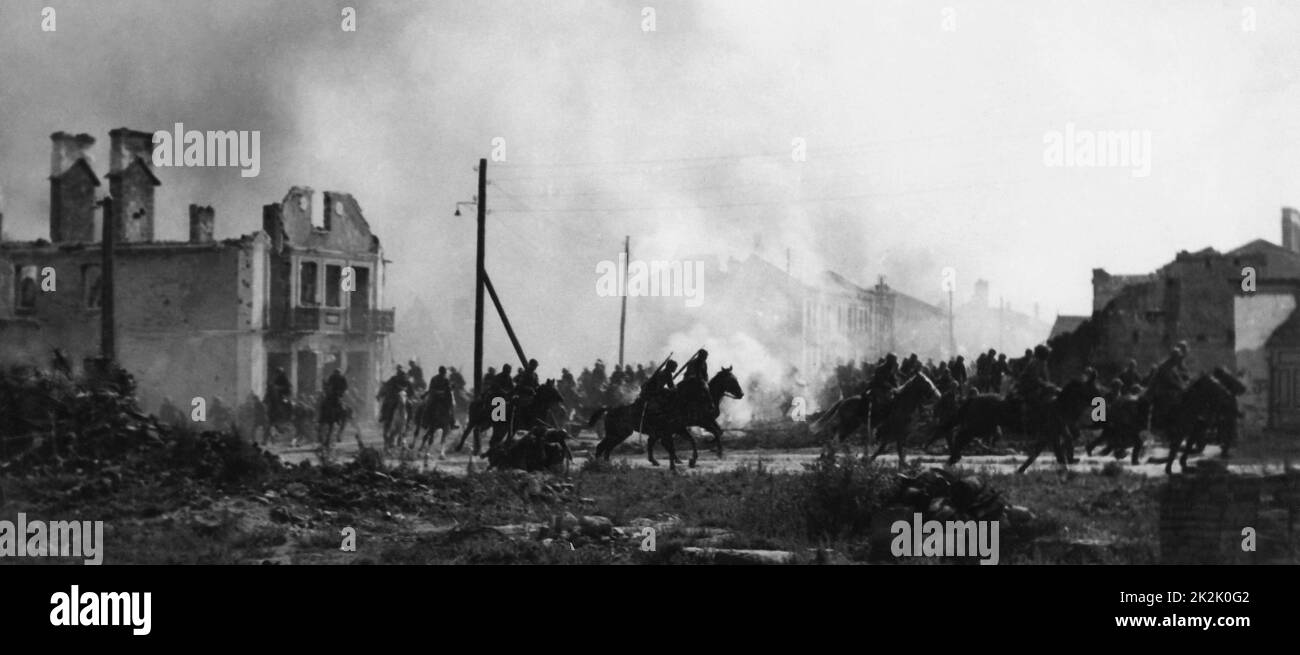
489;177;1031;215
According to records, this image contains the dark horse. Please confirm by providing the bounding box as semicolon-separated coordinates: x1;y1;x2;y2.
945;376;1103;472
589;367;744;470
1151;368;1244;474
455;382;566;456
413;388;457;456
810;372;941;466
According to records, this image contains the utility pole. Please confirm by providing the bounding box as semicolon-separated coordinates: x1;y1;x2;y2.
100;196;115;362
947;285;955;357
474;158;487;396
618;235;629;368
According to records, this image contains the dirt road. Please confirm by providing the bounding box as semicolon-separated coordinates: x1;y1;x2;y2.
269;429;1286;477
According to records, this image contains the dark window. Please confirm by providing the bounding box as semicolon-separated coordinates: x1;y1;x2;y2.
15;265;38;312
299;261;318;305
325;264;342;307
1132;331;1140;344
1196;334;1207;343
83;264;102;309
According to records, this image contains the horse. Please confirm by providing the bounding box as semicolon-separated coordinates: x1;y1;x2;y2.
1013;376;1105;473
316;395;363;451
413;388;457;456
865;372;941;466
1151;368;1244;474
1085;390;1149;464
944;393;1023;465
589;367;744;470
644;366;745;468
454;382;566;455
810;372;940;466
380;389;409;451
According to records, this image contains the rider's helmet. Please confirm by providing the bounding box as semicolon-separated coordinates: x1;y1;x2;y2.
1034;344;1050;359
501;363;512;374
665;359;678;371
696;348;708;361
438;366;447;375
528;358;538;370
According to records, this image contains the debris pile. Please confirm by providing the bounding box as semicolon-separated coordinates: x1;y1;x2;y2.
0;362;167;470
890;469;1007;522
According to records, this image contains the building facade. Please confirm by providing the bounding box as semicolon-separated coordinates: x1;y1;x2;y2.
0;128;393;421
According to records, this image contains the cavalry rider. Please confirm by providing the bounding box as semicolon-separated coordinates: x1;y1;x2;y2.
683;348;710;383
490;363;515;399
991;353;1009;392
512;359;542;414
408;359;426;395
1118;358;1142;389
558;368;578;398
377;365;411;426
1016;345;1054;402
900;353;921;379
429;366;452;399
864;352;900;412
320;367;349;425
267;366;293;423
1148;346;1189;427
448;366;466;400
639;358;678;410
950;355;968;387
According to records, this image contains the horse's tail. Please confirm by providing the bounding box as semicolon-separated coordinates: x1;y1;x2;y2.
587;407;609;428
810;399;843;433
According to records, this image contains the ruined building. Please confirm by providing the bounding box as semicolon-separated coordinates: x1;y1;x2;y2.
1062;208;1300;430
0;128;394;421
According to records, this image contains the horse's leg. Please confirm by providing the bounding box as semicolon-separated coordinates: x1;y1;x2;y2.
896;428;907;468
687;429;699;468
646;431;660;467
869;435;889;462
1017;429;1047;474
663;431;679;471
1165;432;1179;474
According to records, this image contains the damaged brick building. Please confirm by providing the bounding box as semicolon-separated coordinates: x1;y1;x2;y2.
0;128;394;421
1054;208;1300;431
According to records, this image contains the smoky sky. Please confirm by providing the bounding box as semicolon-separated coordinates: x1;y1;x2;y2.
2;0;1299;375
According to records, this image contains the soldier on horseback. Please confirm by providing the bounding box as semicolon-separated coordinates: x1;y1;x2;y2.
378;365;411;427
267;367;292;427
511;359;541;417
490;364;514;398
1148;346;1189;429
1119;358;1142;389
318;367;349;444
408;360;426;395
1017;344;1054;403
683;349;709;383
641;358;678;401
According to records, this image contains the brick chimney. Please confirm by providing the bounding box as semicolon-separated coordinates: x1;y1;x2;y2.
1282;207;1300;254
49;131;100;243
107;128;160;243
189;204;215;243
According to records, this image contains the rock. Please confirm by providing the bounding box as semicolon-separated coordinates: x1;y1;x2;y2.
1005;505;1036;526
579;515;613;538
285;483;308;499
681;547;796;565
554;512;580;533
